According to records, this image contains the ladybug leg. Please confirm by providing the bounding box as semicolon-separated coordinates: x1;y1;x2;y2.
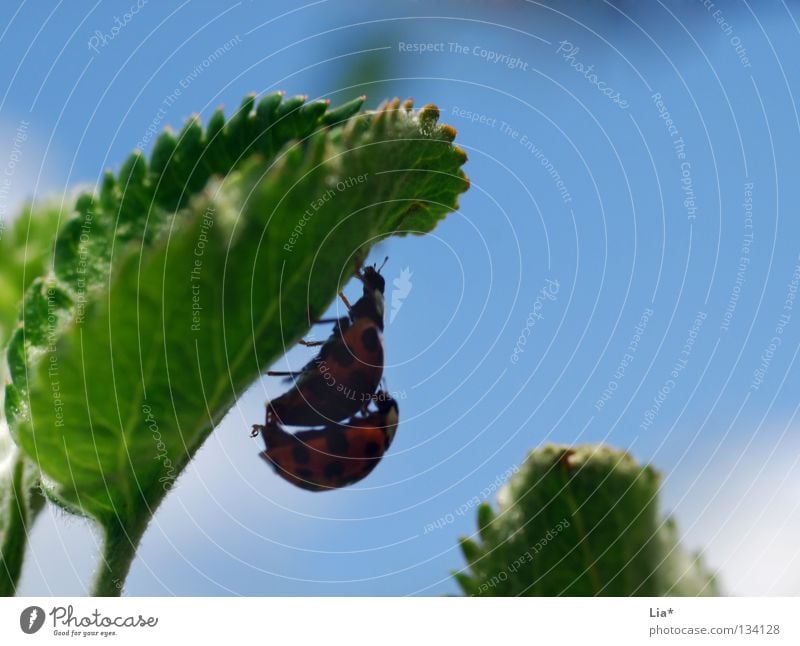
338;290;352;309
267;369;303;377
299;339;324;347
250;424;265;438
306;308;348;326
307;317;350;333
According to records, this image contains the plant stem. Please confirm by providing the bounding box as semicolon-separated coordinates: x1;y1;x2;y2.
90;515;147;597
0;456;45;596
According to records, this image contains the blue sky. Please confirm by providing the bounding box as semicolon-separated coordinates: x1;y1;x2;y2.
4;0;800;595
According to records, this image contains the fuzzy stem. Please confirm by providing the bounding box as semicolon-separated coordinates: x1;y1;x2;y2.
0;456;45;596
91;515;147;597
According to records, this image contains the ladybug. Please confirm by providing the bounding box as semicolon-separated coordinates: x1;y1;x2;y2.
265;259;387;426
255;392;399;491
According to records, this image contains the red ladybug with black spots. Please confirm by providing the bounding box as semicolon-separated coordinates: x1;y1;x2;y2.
265;260;387;427
255;392;399;491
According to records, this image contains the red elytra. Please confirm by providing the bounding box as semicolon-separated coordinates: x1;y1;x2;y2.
256;392;399;491
266;262;387;427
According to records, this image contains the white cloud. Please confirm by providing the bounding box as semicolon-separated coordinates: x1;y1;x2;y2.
669;431;800;595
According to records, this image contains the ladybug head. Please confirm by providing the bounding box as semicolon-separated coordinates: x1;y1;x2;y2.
373;392;399;445
360;266;385;294
358;258;387;295
374;392;398;416
351;257;388;328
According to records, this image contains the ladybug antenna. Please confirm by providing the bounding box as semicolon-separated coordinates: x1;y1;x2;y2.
376;256;389;273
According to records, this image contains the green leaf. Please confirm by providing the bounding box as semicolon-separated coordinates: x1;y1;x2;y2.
5;95;469;594
0;201;63;596
454;444;719;596
0;201;64;341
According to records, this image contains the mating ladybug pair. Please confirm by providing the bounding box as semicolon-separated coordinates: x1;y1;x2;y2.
252;259;399;491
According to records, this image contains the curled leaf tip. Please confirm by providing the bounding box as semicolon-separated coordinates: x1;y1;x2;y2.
440;124;457;142
418;103;440;126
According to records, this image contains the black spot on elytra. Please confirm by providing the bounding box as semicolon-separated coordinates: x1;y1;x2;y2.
330;341;355;367
365;441;381;457
295;468;313;480
361;327;380;353
326;430;350;454
323;461;345;479
292;445;311;464
349;370;372;396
